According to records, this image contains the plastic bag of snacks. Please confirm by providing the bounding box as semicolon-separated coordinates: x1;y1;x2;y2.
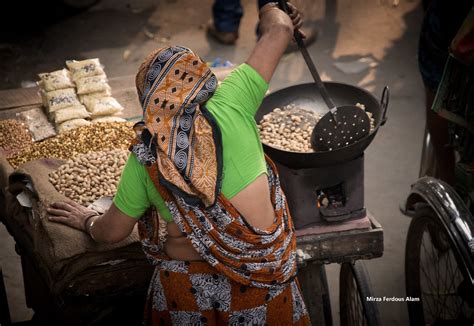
84;97;124;117
75;75;110;95
57;118;91;133
92;116;126;123
66;58;105;81
38;69;74;91
43;88;81;112
78;89;111;104
53;105;90;124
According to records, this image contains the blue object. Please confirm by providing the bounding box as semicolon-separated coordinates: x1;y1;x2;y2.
210;58;235;68
212;0;274;33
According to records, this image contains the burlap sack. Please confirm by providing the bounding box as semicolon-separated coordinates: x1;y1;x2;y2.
8;158;140;262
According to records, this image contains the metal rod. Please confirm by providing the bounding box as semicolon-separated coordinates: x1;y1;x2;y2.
278;0;336;111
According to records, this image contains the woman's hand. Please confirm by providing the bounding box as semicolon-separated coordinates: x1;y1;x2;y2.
259;2;294;36
287;2;306;39
258;2;306;39
47;200;98;232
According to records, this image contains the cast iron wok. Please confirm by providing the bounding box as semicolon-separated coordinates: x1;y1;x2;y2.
255;82;389;169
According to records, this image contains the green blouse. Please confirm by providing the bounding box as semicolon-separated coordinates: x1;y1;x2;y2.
113;64;269;222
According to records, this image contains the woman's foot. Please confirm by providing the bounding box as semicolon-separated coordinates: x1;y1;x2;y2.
206;21;239;45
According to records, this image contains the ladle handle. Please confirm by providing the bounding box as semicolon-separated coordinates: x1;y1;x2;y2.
278;0;336;111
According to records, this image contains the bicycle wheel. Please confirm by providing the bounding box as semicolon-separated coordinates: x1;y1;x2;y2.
405;207;474;325
340;261;381;326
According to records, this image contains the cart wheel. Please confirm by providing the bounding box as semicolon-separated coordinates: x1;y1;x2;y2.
405;207;474;325
340;261;381;326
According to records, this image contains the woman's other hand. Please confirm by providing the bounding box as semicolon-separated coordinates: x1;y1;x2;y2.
48;200;137;244
47;199;98;232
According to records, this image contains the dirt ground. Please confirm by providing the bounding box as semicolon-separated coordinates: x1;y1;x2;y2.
0;0;425;324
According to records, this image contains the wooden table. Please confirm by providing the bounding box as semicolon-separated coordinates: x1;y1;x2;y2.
0;76;384;326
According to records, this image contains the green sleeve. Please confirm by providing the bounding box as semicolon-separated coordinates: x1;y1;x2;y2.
113;154;173;222
206;63;269;199
211;63;269;117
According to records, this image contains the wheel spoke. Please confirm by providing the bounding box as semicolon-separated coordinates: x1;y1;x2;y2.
420;226;442;321
420;231;440;319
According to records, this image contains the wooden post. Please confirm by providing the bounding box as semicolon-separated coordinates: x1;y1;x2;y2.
298;261;333;326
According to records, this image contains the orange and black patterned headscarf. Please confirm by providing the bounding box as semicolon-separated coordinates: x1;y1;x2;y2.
131;46;222;207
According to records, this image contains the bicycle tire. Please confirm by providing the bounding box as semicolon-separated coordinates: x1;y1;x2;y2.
405;206;473;325
340;261;381;326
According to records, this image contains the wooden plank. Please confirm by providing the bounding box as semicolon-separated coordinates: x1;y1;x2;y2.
297;226;384;263
0;103;43;120
369;212;382;229
0;87;40;111
295;215;371;237
0;76;136;111
113;87;142;119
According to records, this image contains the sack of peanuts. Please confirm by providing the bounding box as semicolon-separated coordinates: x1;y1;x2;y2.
92;116;126;123
57;118;91;133
7;157;140;263
49;150;128;205
66;58;106;81
84;96;124;117
38;69;75;91
42;88;81;112
52;105;90;124
78;89;111;104
75;75;111;95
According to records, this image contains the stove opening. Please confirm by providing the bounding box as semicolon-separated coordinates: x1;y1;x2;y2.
316;183;346;209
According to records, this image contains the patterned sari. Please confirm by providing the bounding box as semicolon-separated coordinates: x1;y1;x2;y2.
132;46;310;325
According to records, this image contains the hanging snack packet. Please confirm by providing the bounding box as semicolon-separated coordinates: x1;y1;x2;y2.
43;88;81;112
53;105;90;124
84;96;124;116
57;118;91;133
75;75;110;95
66;58;105;81
38;69;74;91
91;116;126;123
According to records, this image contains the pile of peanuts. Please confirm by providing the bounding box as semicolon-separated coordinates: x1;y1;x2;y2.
49;150;128;206
0;119;33;156
258;105;321;152
8;122;134;168
258;103;375;152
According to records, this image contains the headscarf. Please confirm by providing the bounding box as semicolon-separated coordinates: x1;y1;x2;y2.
131;46;222;207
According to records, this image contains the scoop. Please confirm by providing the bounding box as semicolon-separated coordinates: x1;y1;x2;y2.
278;0;370;151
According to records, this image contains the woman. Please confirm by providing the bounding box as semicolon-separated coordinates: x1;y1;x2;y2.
47;2;310;325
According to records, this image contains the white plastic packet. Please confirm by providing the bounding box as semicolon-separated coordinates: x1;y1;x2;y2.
75;75;110;95
78;89;111;104
53;105;90;124
91;116;127;123
38;69;74;91
84;96;124;116
43;88;81;112
57;118;91;133
66;58;105;80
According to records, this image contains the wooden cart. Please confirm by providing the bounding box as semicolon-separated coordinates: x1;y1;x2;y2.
0;78;383;326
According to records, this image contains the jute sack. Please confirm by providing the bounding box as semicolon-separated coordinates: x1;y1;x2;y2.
8;158;140;262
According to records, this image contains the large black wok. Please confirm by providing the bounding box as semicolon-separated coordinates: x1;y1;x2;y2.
256;82;389;169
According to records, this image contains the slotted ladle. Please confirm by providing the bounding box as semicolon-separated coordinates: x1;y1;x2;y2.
278;0;370;151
